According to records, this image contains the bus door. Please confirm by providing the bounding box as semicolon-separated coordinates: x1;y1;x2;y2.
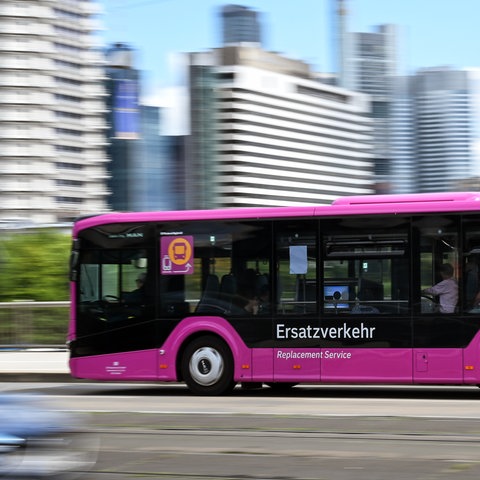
274;221;321;382
320;217;412;383
462;214;480;384
414;215;463;383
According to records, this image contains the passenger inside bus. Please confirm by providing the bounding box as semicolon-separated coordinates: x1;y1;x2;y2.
422;263;458;314
195;269;270;315
122;272;147;307
232;269;259;314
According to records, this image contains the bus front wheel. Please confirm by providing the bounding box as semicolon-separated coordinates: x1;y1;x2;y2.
181;335;236;395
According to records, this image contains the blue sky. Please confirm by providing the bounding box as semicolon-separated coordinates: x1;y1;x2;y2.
98;0;480;97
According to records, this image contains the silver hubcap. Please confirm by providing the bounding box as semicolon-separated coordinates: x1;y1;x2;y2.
189;346;224;386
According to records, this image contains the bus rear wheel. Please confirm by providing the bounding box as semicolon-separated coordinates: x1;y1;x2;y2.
181;335;235;395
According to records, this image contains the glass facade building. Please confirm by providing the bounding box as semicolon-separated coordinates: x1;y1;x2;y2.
391;68;480;193
342;24;398;180
105;43;170;212
220;5;262;46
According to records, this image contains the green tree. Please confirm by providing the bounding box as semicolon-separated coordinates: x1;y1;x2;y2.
0;230;70;301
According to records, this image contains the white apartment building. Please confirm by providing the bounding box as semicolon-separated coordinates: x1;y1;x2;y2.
0;0;109;225
187;46;375;209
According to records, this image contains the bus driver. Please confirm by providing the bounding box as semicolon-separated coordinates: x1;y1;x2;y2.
422;263;458;314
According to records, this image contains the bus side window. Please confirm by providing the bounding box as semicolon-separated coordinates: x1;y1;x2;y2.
163;220;272;316
323;218;410;315
275;221;317;315
417;215;458;315
161;275;190;315
78;248;152;328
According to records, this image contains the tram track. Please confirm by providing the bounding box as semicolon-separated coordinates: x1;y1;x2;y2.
90;425;480;445
78;425;480;480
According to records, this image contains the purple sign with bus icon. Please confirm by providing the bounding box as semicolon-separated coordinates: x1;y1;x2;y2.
160;236;194;275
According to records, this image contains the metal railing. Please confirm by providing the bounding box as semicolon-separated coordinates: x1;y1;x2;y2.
0;301;69;348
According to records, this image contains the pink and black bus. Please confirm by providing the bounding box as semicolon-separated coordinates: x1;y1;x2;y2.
68;192;480;394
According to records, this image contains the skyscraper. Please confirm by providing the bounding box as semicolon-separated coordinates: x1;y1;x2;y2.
105;43;140;211
331;0;348;89
0;0;109;224
187;45;374;210
388;75;415;193
391;68;480;193
105;43;172;212
332;1;479;194
135;105;171;211
220;5;262;46
342;23;398;181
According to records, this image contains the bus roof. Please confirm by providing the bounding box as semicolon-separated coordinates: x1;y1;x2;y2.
331;191;480;206
73;192;480;235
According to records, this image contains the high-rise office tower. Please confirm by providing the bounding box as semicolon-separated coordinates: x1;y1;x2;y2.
0;0;109;225
391;68;480;193
105;43;172;212
105;43;141;211
342;23;398;182
332;0;348;89
135;105;172;211
388;75;415;193
220;5;262;46
187;45;374;210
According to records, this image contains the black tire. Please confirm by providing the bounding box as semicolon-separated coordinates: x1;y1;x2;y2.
181;335;236;395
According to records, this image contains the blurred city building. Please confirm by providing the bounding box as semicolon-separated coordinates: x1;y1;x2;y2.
105;43;139;211
4;0;478;225
0;0;109;225
186;45;375;209
343;24;397;183
334;0;480;194
136;105;170;211
220;4;263;47
105;43;175;212
165;135;188;211
390;67;480;193
333;0;397;186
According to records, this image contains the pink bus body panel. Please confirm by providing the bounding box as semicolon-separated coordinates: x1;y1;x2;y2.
69;345;478;385
251;349;274;382
70;349;159;381
273;349;321;382
463;333;480;384
320;348;412;383
413;349;463;383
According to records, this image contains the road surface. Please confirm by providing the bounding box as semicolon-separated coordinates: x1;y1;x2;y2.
2;382;480;479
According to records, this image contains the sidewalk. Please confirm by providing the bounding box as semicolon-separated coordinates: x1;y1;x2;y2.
0;349;73;382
